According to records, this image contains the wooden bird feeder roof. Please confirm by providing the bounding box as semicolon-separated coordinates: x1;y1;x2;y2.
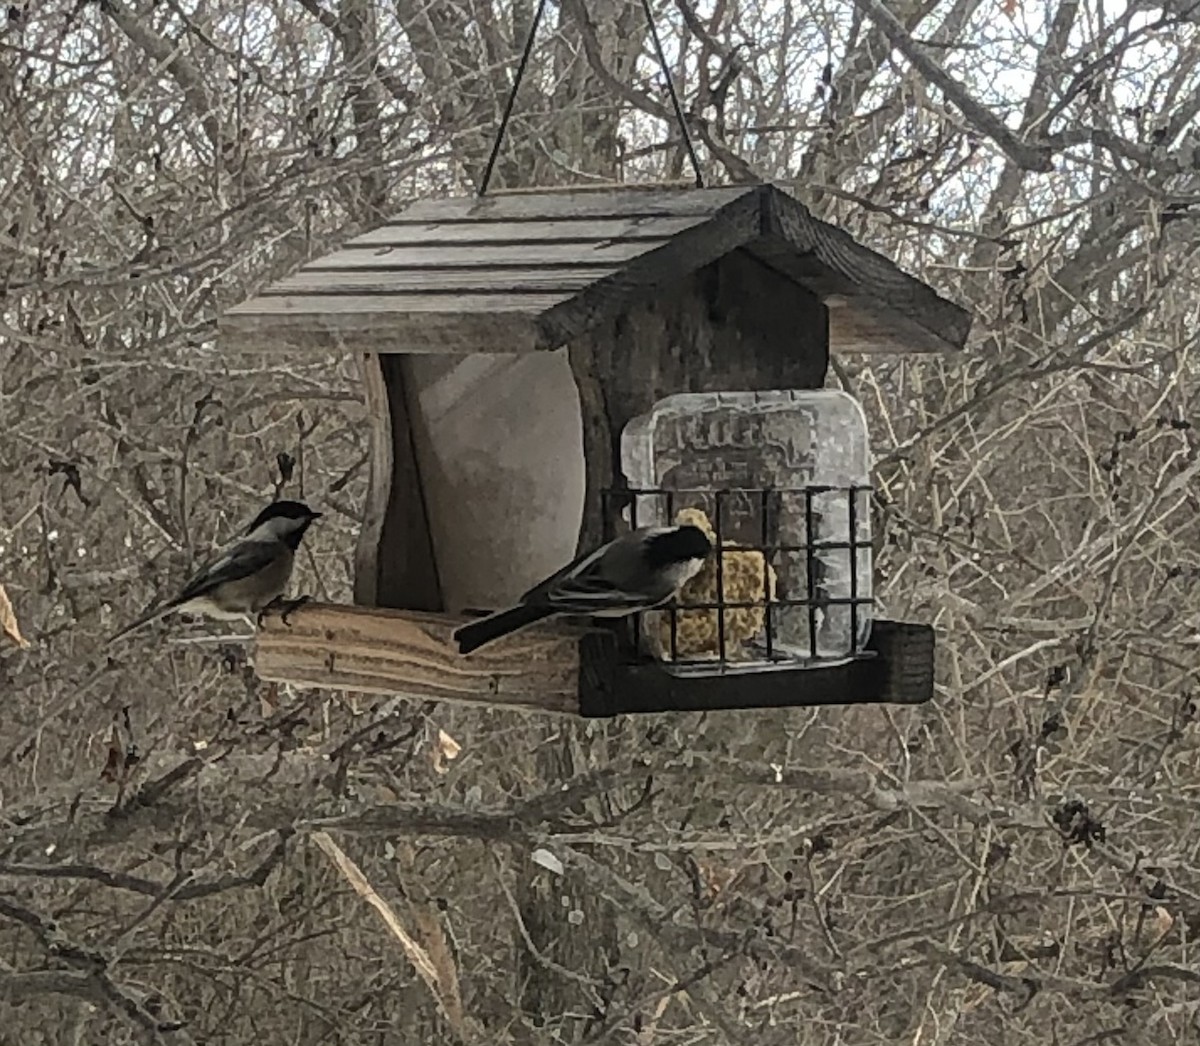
221;182;971;357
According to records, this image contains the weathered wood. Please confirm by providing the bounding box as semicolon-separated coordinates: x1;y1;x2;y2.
221;183;973;359
749;242;956;353
538;189;764;349
267;268;621;295
220;323;542;357
487;178;699;196
220;300;954;359
353;356;443;610
353;354;394;607
826;301;953;355
226;292;567;316
397;185;750;221
304;240;674;270
222;302;956;360
568;247;829;552
763;191;973;352
351;215;708;246
254;603;583;715
220;303;552;355
746;240;850;294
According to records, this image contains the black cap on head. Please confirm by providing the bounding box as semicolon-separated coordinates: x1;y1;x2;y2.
246;500;321;533
644;524;712;567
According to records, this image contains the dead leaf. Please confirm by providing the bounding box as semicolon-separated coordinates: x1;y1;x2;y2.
371;782;402;804
695;858;739;902
1151;906;1174;939
0;583;29;648
430;727;462;775
531;848;565;876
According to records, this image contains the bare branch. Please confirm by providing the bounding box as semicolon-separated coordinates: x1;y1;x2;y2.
849;0;1053;171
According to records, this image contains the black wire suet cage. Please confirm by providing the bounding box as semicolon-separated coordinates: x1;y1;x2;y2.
600;484;875;677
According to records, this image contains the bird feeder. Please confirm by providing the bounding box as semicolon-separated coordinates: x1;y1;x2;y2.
219;182;971;716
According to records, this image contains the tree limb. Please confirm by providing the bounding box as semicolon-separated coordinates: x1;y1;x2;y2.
849;0;1053;171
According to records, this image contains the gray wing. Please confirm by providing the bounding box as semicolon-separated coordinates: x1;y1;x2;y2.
536;530;673;613
171;538;279;607
108;537;280;645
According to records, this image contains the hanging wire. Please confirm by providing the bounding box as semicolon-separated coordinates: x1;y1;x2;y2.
479;0;550;196
478;0;704;196
638;0;704;188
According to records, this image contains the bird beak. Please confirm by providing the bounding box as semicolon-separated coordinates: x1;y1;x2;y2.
310;511;324;520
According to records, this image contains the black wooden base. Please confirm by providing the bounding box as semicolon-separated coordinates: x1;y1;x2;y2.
577;619;935;716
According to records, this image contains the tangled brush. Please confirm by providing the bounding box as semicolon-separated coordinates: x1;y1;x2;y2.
646;506;777;661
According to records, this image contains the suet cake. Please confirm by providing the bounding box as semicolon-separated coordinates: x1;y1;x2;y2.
646;506;776;661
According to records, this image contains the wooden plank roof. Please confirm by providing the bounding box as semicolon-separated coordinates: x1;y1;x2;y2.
220;183;972;356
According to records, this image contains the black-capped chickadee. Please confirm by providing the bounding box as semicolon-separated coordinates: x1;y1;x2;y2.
108;500;322;644
453;524;713;655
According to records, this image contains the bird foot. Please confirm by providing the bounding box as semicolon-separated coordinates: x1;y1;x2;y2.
255;598;280;629
278;594;313;627
255;594;312;629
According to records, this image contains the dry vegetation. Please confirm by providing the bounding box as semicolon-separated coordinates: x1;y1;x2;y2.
3;0;1200;1043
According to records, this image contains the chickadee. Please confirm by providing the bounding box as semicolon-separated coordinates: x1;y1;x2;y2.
108;500;322;644
453;524;712;655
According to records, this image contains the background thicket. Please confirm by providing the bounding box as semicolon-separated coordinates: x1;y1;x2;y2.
3;1;1200;1043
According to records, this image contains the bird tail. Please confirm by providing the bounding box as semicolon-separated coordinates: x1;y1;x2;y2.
107;600;177;645
453;605;555;655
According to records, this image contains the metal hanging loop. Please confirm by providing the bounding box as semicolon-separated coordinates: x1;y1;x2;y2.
478;0;704;195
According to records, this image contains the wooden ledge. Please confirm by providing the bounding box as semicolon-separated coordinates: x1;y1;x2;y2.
254;602;590;715
254;605;937;716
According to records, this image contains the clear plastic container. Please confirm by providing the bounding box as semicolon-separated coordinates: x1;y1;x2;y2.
620;390;873;665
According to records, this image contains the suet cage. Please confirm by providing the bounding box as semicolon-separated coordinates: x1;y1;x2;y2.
600;484;873;672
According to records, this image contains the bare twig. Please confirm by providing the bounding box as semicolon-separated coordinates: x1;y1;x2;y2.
849;0;1053;171
311;831;469;1038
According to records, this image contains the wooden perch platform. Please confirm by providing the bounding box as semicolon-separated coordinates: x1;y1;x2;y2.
254;604;937;716
255;603;585;715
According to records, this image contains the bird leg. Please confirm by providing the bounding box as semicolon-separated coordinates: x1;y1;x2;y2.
255;595;312;628
277;594;313;626
255;592;312;623
255;599;281;629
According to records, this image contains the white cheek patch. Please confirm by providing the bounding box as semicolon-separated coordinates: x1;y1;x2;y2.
664;557;705;591
249;516;301;542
